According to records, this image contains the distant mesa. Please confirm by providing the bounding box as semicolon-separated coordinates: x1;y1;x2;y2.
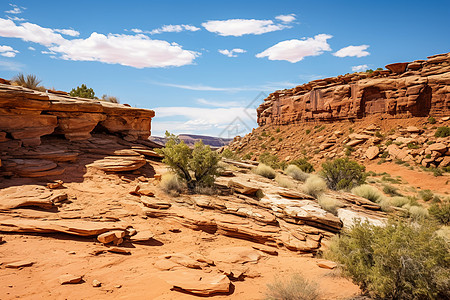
150;134;233;149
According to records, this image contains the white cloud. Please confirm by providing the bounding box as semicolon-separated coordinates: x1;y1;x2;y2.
0;60;24;71
218;48;246;57
54;28;80;37
351;64;369;72
256;34;332;63
0;18;66;46
334;45;370;58
152;81;297;92
7;16;25;21
202;18;289;36
275;14;296;23
49;33;199;68
131;24;201;35
0;45;19;57
28;46;35;51
196;98;242;107
5;4;24;14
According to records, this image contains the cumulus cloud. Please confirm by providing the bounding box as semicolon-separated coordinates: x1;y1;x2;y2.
54;28;80;37
131;24;200;35
5;4;24;14
0;18;199;68
202;18;289;36
256;34;332;63
334;45;370;57
28;46;35;51
0;18;66;46
49;33;199;68
218;48;246;57
275;14;296;23
7;16;25;21
0;45;19;57
351;64;369;72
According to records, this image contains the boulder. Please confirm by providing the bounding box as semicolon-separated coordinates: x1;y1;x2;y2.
87;156;147;172
365;146;380;160
59;274;83;285
428;143;447;153
227;179;262;196
159;270;230;296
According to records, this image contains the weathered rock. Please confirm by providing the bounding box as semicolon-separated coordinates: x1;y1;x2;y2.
128;230;154;242
5;260;35;268
87;156;147;172
365;146;380;160
141;196;171;209
387;144;408;160
0;185;66;210
428;143;447;153
227;179;261;195
97;230;125;244
92;280;101;287
159;270;230;295
316;259;337;269
59;274;83;285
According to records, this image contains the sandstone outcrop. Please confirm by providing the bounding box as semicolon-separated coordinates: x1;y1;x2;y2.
257;53;450;126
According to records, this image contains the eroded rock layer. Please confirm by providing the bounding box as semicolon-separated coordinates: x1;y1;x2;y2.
0;84;155;147
257;53;450;126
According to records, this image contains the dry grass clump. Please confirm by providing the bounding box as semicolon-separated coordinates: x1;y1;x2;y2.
254;163;276;179
275;175;295;188
12;73;46;91
285;164;309;181
351;184;384;203
408;205;429;220
265;273;319;300
389;196;410;207
159;173;184;195
318;194;343;215
302;175;327;198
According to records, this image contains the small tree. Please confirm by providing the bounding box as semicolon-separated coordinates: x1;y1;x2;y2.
158;132;220;192
70;84;97;99
320;158;366;190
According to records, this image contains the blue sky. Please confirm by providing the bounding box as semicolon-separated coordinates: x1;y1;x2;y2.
0;1;449;137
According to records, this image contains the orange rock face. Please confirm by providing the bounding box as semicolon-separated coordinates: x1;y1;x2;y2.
257;52;450;126
0;84;155;148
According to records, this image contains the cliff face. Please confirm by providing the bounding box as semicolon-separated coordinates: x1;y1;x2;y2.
0;84;155;148
257;53;450;126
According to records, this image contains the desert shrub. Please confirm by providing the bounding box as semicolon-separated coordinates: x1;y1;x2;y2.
419;189;434;202
320;158;366;190
303;175;327;198
265;273;319;300
435;126;450;138
290;158;314;173
261;131;268;137
382;184;401;196
375;131;383;138
428;116;436;124
160;173;184;195
221;148;236;159
259;152;280;169
351;185;384;203
157;132;220;192
407;142;419;149
12;73;45;91
101;94;120;103
328;220;450;300
381;174;401;184
275;175;295;188
408;205;429;220
285;165;309;181
389;196;410;207
318;194;343;215
242;153;251;160
385;140;393;146
276;127;281;133
428;200;450;225
69;84;97;99
305;129;311;135
254;163;276;179
432;167;443;177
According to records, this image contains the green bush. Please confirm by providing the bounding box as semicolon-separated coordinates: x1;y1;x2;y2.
408;205;429;220
290;158;315;173
302;175;327;198
435;126;450;138
285;165;309;181
265;273;319;300
351;184;384;203
389;196;410;207
328;220;450;299
259;152;280;169
382;184;401;196
254;163;276;179
221;148;236;159
69;84;97;99
157;132;220;192
320;158;366;190
428;200;450;225
419;189;434;202
428;116;436;124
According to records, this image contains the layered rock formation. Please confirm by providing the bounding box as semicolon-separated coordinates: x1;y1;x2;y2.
0;83;155;148
257;53;450;126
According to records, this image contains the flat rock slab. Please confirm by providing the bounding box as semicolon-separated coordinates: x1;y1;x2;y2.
209;246;261;264
87;156;146;172
5;260;35;268
227;179;261;196
316;259;337;269
0;185;66;210
59;274;83;285
159;270;230;296
0;218;130;236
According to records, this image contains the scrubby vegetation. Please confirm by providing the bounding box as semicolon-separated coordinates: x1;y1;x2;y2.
101;94;120;103
254;163;276;179
275;175;295;188
435;126;450;138
159;172;184;195
285;164;309;181
351;184;384;203
303;175;327;198
221;148;236;159
157;132;220;192
428;200;450;225
265;273;319;300
12;73;45;91
328;220;450;300
318;194;343;215
290;158;315;173
320;158;366;190
69;84;97;99
259;152;281;169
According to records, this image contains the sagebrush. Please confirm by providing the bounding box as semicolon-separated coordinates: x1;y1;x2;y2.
320;158;366;190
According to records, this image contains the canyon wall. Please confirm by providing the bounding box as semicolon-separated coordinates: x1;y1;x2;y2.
257;52;450;126
0;83;155;150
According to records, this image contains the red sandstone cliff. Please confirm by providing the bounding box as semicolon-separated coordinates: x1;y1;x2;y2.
257;52;450;126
